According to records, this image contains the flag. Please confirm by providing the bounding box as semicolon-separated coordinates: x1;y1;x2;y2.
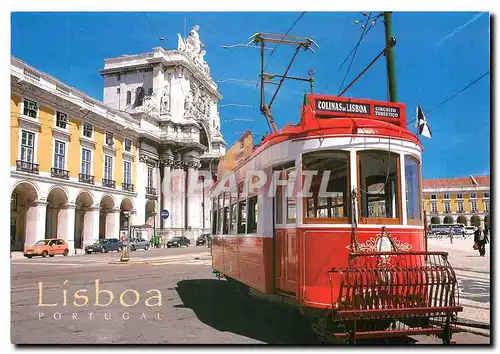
416;105;432;138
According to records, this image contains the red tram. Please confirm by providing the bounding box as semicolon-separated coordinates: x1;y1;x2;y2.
210;94;462;344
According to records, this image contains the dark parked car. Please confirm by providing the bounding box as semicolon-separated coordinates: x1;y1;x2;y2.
166;236;190;248
85;238;122;254
129;238;150;251
196;233;210;246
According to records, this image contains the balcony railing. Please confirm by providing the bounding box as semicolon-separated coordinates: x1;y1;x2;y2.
122;182;134;192
102;179;116;189
16;160;39;174
79;173;95;184
51;167;69;179
146;187;157;196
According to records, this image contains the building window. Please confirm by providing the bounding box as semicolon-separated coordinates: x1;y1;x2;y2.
105;132;114;146
359;150;400;220
457;193;463;199
124;138;132;152
126;91;132;105
405;156;421;222
20;130;35;163
104;155;113;180
123;161;132;184
444;193;450;199
484;192;489;198
457;201;464;213
81;148;91;175
431;202;437;214
147;167;154;189
444;201;451;213
430;194;437;200
470;192;476;199
83;123;93;138
23;99;38;118
470;201;478;213
53;141;66;170
484;200;490;212
56;111;68;129
304;150;349;221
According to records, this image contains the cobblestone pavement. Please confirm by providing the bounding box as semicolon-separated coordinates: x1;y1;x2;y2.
11;243;489;345
427;238;490;329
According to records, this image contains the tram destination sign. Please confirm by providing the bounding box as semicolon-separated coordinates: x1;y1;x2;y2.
315;99;371;116
312;95;404;125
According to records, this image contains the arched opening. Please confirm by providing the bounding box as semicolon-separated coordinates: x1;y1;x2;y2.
74;191;93;249
457;215;467;226
484;215;490;230
99;195;115;240
430;216;441;224
45;187;69;239
470;215;481;227
199;126;209;150
443;216;453;224
10;182;38;251
145;200;156;241
120;198;133;231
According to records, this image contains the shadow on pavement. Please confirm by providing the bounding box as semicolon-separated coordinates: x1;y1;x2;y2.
176;279;420;345
175;279;316;344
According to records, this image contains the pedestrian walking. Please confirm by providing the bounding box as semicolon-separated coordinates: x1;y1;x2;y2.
474;225;489;257
449;227;453;244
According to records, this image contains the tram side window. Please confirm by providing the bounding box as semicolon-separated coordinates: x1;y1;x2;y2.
275;172;284;224
286;169;296;223
405;155;421;223
212;198;218;235
303;150;350;221
230;203;238;234
358;150;400;220
247;195;258;233
238;200;247;234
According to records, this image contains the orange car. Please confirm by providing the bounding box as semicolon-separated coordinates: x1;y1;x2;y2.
24;239;69;258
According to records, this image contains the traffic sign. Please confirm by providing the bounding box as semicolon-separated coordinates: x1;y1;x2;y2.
160;209;170;220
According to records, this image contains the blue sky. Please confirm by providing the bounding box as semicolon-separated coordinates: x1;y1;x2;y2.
11;12;490;179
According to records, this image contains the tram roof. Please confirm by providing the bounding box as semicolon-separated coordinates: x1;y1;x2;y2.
216;94;422;181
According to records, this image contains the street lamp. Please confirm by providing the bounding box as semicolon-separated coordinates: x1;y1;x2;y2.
120;211;131;262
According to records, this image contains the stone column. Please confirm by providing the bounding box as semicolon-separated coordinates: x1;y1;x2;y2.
186;156;202;241
108;208;121;238
57;204;76;251
83;207;100;247
25;201;48;247
160;152;174;229
171;153;186;232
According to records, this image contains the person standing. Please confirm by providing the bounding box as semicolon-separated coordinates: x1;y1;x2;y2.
449;227;453;244
474;225;489;257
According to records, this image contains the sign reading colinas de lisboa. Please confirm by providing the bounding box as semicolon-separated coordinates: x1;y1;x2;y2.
315;99;371;115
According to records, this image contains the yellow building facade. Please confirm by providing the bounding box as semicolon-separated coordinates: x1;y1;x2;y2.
10;57;143;252
422;175;490;228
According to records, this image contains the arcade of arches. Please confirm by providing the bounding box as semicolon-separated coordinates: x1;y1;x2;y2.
10;182;138;252
429;214;489;228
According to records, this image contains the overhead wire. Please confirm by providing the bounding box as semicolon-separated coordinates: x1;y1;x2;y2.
322;12;383;93
338;12;373;93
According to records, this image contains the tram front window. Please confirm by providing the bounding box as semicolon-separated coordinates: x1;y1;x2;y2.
303;150;350;222
358;150;400;222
